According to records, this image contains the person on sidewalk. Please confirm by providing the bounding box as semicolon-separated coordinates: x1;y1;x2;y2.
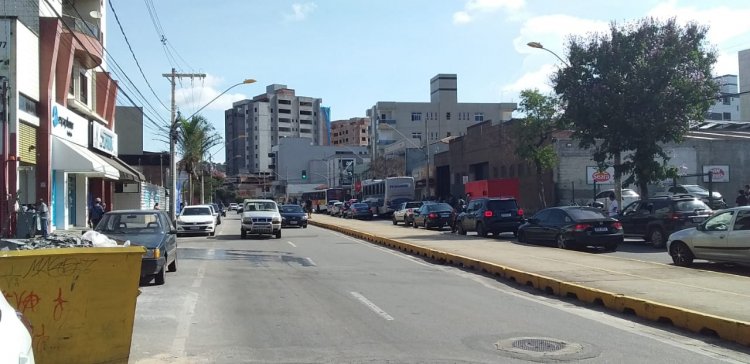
38;198;49;238
736;190;748;207
89;197;105;228
608;193;619;217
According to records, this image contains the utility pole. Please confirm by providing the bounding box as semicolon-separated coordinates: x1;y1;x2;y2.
162;68;206;222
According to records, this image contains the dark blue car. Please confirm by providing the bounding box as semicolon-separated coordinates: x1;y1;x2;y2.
280;204;308;228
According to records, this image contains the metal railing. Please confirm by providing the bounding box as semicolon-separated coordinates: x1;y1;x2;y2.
62;15;102;41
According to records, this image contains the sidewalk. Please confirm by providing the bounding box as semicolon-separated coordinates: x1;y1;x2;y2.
310;214;750;346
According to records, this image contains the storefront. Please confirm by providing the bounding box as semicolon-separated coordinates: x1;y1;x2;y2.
50;103;118;230
89;121;145;211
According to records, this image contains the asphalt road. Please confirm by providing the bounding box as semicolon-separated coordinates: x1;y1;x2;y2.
129;214;750;363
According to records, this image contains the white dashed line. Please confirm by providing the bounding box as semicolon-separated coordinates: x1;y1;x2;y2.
350;292;394;321
287;241;297;248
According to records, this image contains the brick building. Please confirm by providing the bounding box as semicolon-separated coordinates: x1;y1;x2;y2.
330;117;370;146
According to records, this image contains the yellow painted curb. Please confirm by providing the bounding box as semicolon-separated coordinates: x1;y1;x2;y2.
310;220;750;347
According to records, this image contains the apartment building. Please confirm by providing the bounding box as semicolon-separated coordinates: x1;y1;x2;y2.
225;84;323;176
330;117;370;146
707;74;741;121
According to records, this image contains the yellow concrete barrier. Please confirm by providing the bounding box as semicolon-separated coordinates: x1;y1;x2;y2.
1;247;145;364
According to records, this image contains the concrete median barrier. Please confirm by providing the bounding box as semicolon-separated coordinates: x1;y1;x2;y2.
310;219;750;347
1;246;145;363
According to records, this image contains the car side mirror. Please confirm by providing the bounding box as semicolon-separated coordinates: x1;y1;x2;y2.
169;229;177;234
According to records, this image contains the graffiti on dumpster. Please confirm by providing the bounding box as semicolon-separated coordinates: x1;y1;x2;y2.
21;256;98;279
4;290;41;314
33;323;50;353
53;287;68;320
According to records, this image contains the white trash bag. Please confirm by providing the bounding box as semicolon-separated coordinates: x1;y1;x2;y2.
82;230;119;247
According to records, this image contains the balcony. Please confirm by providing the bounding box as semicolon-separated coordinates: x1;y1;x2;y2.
61;15;103;69
379;119;397;125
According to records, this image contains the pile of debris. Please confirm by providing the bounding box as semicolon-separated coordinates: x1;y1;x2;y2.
1;231;128;251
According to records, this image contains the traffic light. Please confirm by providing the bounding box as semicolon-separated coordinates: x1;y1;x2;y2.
302;170;307;180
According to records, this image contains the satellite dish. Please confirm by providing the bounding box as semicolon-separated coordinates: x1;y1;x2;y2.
89;10;102;19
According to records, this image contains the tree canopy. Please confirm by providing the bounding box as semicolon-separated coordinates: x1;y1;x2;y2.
553;17;718;197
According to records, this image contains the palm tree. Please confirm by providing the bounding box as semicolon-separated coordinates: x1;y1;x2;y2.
176;115;222;204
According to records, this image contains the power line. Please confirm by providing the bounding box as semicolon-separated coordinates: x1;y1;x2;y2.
107;0;170;112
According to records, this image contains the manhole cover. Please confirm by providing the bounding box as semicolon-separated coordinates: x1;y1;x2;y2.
495;337;585;360
511;338;566;352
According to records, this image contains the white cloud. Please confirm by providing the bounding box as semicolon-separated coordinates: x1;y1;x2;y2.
501;64;558;96
647;0;750;75
284;2;317;22
512;14;609;55
453;0;525;25
175;74;250;116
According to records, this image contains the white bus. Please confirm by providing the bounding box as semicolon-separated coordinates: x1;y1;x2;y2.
361;177;415;216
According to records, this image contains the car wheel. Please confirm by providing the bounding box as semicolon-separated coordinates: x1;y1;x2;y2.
476;223;487;237
649;228;666;249
458;223;467;235
241;229;246;239
209;231;215;237
604;243;618;252
154;266;166;285
517;230;526;243
670;242;695;266
168;256;177;272
392;217;398;225
275;230;282;239
303;224;308;229
556;234;569;249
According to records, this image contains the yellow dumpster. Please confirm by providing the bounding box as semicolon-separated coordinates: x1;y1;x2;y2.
0;247;145;364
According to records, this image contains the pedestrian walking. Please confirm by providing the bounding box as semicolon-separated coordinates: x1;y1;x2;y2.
38;198;49;238
89;197;105;228
608;193;619;217
305;199;313;219
736;190;748;207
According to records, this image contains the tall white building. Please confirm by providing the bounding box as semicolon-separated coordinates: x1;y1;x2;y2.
740;49;750;122
366;73;516;168
225;84;323;176
707;75;741;121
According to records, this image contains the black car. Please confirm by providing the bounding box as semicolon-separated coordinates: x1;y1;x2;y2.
95;210;177;285
345;202;374;220
518;206;623;251
616;195;712;248
455;197;524;237
212;203;226;217
413;203;455;230
279;204;308;228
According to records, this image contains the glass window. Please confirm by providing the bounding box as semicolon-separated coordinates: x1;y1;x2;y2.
181;207;212;216
674;199;709;212
568;208;607;220
705;211;734;231
487;200;517;211
733;210;750;231
411;112;422;121
446;112;451;120
533;209;551;221
547;210;566;225
474;113;484;122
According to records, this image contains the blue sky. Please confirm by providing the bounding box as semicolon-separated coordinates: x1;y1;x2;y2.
104;0;750;163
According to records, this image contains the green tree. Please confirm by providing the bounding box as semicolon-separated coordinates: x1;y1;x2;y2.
553;17;718;198
514;89;563;208
176;115;222;204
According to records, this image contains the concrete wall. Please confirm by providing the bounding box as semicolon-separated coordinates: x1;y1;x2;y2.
276;137;368;187
740;49;750;121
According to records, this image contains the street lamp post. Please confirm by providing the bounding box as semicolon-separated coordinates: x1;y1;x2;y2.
169;78;256;222
527;42;570;67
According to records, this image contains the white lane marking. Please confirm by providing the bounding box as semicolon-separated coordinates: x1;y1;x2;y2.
192;261;207;288
171;291;199;356
332;231;432;267
350;291;394;321
304;257;316;266
287;241;297;248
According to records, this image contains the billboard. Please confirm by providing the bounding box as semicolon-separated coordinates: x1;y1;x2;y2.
339;158;355;186
702;165;729;183
586;166;615;185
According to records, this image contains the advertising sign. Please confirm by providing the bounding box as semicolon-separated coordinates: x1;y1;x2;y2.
91;122;118;156
339;158;355;186
52;103;89;146
702;165;730;183
586;166;615;185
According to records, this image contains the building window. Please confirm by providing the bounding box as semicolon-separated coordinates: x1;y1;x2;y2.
723;112;732;120
474;113;484;122
300;110;312;115
412;132;422;141
79;69;88;104
19;94;39;116
361;137;366;141
278;99;292;105
446;132;451;137
446;112;451;120
411;112;422;121
279;109;291;114
723;97;731;105
381;114;387;120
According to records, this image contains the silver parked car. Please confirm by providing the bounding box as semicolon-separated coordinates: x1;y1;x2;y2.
667;206;750;266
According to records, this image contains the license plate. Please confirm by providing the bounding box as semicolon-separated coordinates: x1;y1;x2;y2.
290;221;297;225
501;213;511;217
185;227;196;230
440;213;450;217
594;227;608;232
692;217;704;223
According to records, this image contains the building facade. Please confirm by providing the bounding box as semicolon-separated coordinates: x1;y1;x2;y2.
706;75;741;121
740;49;750;122
1;0;143;234
330;117;370;146
225;84;323;176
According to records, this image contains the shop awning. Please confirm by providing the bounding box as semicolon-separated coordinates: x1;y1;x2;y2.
100;155;145;182
52;137;120;180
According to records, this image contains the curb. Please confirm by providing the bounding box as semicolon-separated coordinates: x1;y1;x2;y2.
310;220;750;347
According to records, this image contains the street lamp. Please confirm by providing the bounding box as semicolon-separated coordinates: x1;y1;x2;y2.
527;42;570;67
169;78;256;222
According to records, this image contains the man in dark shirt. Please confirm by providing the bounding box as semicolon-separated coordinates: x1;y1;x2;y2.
89;197;105;228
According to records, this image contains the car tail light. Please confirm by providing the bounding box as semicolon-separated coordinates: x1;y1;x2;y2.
517;208;524;216
428;213;438;219
670;212;683;220
574;223;591;232
612;221;623;230
484;210;493;217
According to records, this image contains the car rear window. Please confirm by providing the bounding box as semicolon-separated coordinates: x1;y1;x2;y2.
281;205;303;213
487;200;517;211
405;202;423;209
182;207;211;215
567;208;607;220
353;203;369;208
428;203;453;211
674;200;709;212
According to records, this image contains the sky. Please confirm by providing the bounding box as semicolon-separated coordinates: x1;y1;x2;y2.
104;0;750;163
